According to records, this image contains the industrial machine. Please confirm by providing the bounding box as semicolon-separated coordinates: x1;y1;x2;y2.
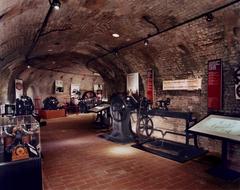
43;96;59;110
133;97;206;163
16;95;34;115
79;91;98;113
105;94;138;143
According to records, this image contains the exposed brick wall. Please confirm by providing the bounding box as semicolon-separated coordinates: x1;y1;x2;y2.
0;0;239;172
125;3;240;171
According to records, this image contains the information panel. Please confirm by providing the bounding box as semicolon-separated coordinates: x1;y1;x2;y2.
189;115;240;142
208;59;222;110
127;73;139;95
146;69;154;102
163;79;202;91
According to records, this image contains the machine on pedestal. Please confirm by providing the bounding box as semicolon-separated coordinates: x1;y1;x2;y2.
43;97;59;110
104;94;138;143
16;96;34;115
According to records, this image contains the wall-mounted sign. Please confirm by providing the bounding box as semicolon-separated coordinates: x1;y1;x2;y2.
127;73;139;95
15;79;23;99
208;59;222;110
71;84;80;98
163;79;202;91
94;84;103;100
55;80;64;94
0;104;5;115
146;69;154;102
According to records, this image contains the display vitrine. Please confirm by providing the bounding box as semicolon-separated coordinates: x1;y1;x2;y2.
0;115;42;190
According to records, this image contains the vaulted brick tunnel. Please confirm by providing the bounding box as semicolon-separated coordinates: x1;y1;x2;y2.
1;1;240;189
1;0;240;113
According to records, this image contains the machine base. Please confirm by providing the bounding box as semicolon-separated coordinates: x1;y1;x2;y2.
99;134;134;144
132;140;207;163
208;165;240;181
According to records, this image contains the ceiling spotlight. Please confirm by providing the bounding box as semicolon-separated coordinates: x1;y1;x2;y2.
112;33;120;38
27;65;31;69
113;49;119;56
52;0;61;10
144;39;149;46
206;13;214;22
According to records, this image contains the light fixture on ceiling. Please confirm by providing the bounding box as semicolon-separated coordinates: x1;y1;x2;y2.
52;0;61;10
144;39;149;46
48;49;53;52
206;13;214;22
27;65;31;69
113;48;119;56
112;33;120;38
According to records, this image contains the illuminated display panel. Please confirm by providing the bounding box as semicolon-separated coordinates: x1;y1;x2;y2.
189;115;240;141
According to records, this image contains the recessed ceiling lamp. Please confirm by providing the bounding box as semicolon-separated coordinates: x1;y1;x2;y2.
113;48;119;56
144;39;149;46
206;13;214;22
52;0;61;10
112;33;120;38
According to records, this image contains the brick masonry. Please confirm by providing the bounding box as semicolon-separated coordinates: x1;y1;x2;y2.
132;4;240;171
0;0;240;173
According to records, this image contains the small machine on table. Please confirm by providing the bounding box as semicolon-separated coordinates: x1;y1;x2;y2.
188;114;240;180
40;97;65;119
133;98;206;163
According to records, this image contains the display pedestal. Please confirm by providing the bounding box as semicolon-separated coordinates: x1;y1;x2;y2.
0;157;42;190
208;165;240;181
0;115;42;190
40;109;65;119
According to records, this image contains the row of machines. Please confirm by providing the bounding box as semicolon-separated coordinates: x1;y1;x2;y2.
43;91;102;113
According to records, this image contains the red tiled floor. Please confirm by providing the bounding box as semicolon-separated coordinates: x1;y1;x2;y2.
42;115;240;190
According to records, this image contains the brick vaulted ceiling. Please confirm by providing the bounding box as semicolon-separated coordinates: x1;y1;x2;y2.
0;0;239;83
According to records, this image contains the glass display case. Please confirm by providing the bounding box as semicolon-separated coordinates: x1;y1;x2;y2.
0;115;42;190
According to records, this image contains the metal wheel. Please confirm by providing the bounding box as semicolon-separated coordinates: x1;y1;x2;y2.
138;116;153;137
234;67;240;84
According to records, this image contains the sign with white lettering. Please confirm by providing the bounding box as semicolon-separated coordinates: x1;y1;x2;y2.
163;79;202;91
208;59;222;110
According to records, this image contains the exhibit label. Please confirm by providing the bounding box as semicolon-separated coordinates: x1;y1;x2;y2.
207;59;222;110
163;79;202;91
146;69;154;102
127;73;139;95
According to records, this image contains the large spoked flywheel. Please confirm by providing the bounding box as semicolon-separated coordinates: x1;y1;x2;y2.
137;116;154;137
